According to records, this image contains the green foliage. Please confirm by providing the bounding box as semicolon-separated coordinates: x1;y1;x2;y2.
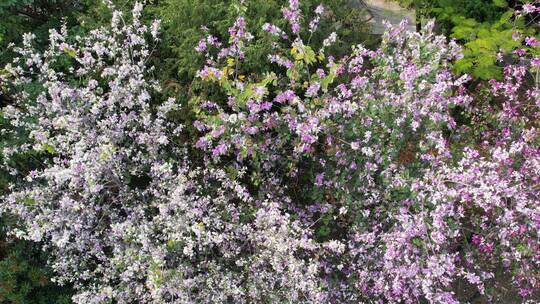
396;0;538;80
451;12;516;79
153;0;374;84
0;1;87;65
432;0;508;24
0;218;73;304
432;0;536;80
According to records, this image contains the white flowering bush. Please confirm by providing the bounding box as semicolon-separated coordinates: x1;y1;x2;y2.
0;3;325;303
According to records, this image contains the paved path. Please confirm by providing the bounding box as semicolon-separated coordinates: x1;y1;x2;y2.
351;0;416;34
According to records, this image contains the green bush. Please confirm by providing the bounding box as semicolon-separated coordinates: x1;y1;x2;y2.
0;217;72;304
154;0;375;84
0;1;93;65
433;0;537;80
395;0;538;80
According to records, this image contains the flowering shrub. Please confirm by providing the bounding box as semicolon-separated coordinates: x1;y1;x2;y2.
154;0;374;83
0;0;539;303
193;0;539;302
0;3;327;303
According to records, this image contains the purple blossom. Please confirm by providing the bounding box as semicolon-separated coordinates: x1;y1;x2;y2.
306;82;320;97
275;90;296;103
525;36;539;46
283;0;301;35
195;38;207;53
212;142;228;157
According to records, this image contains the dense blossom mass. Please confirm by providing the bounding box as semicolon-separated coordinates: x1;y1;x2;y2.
0;0;539;303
